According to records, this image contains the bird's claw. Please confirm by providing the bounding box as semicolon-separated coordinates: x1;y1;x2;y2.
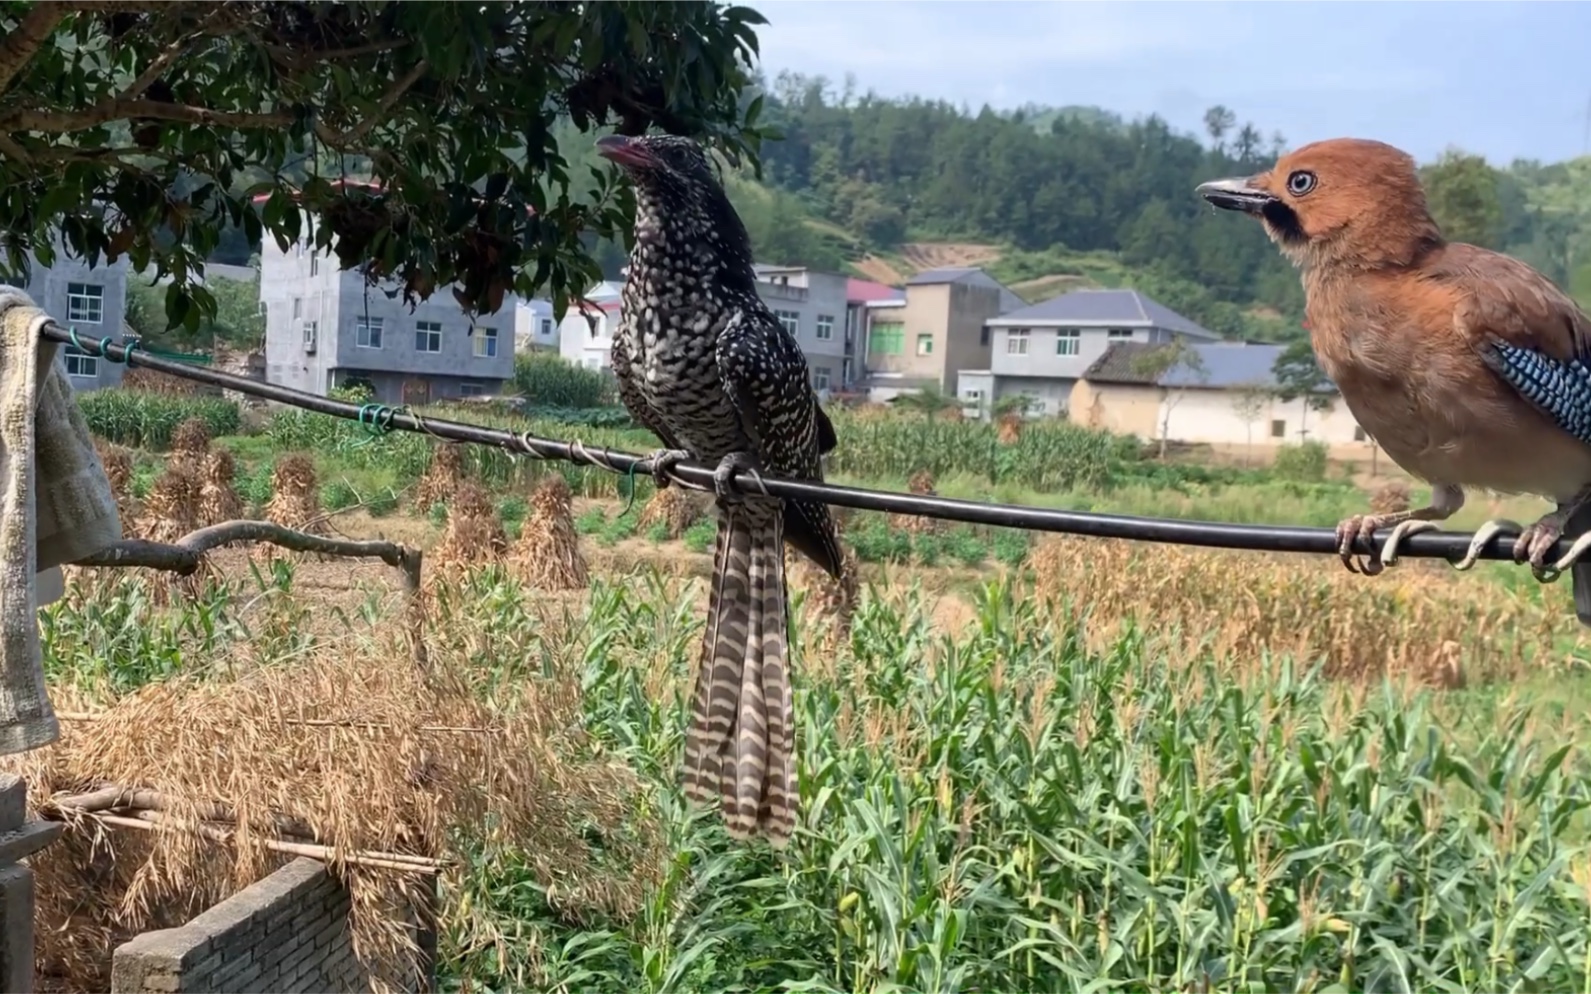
1379;519;1442;568
645;448;692;489
1335;513;1397;576
1454;519;1520;571
1515;518;1566;583
712;451;769;504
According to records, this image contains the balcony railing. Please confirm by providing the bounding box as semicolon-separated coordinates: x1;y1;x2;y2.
756;281;809;303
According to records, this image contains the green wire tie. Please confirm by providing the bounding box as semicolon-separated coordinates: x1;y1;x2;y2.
620;459;641;517
353;403;406;446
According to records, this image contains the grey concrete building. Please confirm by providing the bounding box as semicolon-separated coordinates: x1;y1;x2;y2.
260;222;517;405
14;246;131;392
957;288;1218;417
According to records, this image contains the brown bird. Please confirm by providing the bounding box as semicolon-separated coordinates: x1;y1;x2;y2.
1198;137;1591;623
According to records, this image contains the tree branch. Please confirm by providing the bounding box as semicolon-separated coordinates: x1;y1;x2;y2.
117;6;239;101
73;519;420;591
2;98;295;134
337;59;429;146
72;519;428;671
0;2;70;99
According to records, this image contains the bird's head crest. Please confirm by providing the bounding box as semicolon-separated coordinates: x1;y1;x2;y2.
1196;137;1443;269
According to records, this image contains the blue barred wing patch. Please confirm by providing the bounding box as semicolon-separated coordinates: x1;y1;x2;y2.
1487;340;1591;447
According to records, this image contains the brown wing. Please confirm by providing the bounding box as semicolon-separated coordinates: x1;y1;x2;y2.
1424;242;1591;362
609;330;685;451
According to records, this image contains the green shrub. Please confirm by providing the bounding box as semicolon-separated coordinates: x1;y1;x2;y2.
1273;440;1329;482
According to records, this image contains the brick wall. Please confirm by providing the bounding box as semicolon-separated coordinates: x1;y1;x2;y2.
109;858;435;993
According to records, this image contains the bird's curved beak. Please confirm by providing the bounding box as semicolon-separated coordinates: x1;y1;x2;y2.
596;135;656;169
1196;177;1277;214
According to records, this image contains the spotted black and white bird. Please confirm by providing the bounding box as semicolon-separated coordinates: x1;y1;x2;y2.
596;133;843;846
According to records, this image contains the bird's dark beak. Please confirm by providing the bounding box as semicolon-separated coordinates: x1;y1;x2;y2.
596;135;655;169
1196;177;1277;214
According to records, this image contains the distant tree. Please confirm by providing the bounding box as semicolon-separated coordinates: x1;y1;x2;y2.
1233;123;1263;165
1270;339;1334;438
1130;337;1208;459
126;273;264;352
1203;105;1237;154
0;2;767;331
1423;148;1504;248
1229;381;1270;465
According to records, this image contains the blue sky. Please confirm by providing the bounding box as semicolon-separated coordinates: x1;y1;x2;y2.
748;1;1591;166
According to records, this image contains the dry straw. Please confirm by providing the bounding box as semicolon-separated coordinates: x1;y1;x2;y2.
787;536;861;650
13;613;662;992
511;474;588;589
169;416;212;471
414;444;464;514
432;483;508;569
890;469;940;536
1026;534;1552;688
637;484;703;540
197;448;243;526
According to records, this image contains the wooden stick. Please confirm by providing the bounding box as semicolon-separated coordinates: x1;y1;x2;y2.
87;811;442;874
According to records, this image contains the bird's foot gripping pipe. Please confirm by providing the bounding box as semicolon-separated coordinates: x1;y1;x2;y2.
1335;511;1420;576
643;448;693;489
711;451;771;505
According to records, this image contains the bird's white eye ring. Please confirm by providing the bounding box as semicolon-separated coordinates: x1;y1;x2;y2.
1287;170;1317;196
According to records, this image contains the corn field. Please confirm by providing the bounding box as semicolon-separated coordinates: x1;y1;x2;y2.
42;559;1591;994
78;391;241;449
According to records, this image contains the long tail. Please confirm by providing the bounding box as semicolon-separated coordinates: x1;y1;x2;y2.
680;503;796;845
1569;502;1591;626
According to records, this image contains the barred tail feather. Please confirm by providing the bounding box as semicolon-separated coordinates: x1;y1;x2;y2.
681;507;751;809
679;504;796;846
751;514;795;845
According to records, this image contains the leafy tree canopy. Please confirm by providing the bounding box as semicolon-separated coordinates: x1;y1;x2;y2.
0;1;769;331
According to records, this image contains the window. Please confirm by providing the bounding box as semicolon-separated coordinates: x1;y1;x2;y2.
66;283;103;324
870;321;904;355
1007;329;1029;356
815;315;835;341
980;326;990;346
812;367;831;391
309;254;319;277
916;333;934;356
64;344;97;378
302;320;318;353
459;382;485;398
1108;328;1134;341
355;316;384;349
415;321;442;354
1270;419;1287;438
1353;426;1368;442
472;326;499;358
540;318;554;339
292;297;302;320
1056;329;1081;356
774;310;800;337
962;389;983;406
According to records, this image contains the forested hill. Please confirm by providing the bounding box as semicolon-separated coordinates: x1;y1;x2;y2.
701;72;1591;344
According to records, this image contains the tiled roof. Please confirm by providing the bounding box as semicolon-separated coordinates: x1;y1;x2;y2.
1082;342;1167;385
994;288;1216;339
906;267;979;285
1085;341;1337;393
846;277;902;302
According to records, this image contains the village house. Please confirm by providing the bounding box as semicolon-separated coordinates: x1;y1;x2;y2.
1072;339;1371;453
859;267;1023;403
957;288;1220;418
